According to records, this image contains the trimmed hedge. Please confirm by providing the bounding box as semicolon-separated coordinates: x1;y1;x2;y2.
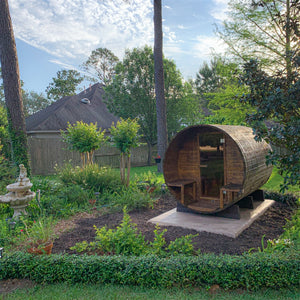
0;251;299;289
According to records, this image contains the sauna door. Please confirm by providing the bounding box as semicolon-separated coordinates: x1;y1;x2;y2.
199;133;224;198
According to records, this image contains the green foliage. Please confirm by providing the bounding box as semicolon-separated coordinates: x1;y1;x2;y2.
197;58;254;125
263;190;298;207
56;163;122;193
149;225;167;256
217;0;299;73
21;90;51;117
1;251;299;289
241;58;299;191
167;234;198;256
21;216;57;248
81;47;119;84
104;45;197;152
61;121;107;166
6;112;30;173
110;118;140;186
71;207;147;256
0;105;11;159
46;69;84;101
0;142;17;193
71;209;198;257
110;118;140;154
98;186;154;212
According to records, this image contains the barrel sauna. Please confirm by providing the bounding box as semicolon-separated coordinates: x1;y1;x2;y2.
163;125;273;214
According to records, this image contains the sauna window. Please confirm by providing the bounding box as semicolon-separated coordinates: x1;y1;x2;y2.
199;133;224;197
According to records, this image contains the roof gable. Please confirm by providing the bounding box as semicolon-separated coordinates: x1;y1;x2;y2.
26;83;119;131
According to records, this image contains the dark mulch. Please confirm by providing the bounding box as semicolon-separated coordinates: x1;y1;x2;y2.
52;194;295;256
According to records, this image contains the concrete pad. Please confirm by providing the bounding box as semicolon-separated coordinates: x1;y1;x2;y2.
148;200;275;238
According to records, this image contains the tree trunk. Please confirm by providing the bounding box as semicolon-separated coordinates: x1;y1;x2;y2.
126;154;131;187
120;153;125;184
0;0;30;172
154;0;168;173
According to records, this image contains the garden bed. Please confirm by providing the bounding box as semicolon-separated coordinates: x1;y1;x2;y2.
52;194;295;255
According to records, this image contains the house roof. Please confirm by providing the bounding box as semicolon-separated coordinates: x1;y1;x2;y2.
26;83;119;132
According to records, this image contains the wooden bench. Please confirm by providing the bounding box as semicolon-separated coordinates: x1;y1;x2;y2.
167;179;196;204
220;184;243;209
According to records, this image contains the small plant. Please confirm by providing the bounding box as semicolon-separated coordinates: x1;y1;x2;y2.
167;234;198;256
21;216;57;250
148;225;167;256
71;208;199;257
71;207;147;256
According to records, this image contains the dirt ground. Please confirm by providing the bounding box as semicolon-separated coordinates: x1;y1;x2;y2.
0;194;295;295
52;194;295;256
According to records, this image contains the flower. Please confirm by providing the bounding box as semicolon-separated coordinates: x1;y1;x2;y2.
156;154;161;159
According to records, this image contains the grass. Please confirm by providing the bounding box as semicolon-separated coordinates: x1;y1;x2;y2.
5;283;300;300
262;167;300;193
131;165;299;194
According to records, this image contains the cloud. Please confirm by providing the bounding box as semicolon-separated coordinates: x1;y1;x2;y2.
192;35;228;59
9;0;153;62
210;0;230;22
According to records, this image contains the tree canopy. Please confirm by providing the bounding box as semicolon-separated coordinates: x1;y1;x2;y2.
61;121;107;167
104;45;196;164
81;48;119;84
46;69;84;101
217;0;299;75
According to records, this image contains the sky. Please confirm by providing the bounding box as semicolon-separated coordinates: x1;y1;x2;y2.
8;0;230;94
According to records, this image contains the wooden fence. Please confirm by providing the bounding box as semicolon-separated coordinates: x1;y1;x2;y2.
27;131;152;175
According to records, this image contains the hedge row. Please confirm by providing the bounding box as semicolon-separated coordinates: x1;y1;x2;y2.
1;251;299;289
264;190;299;206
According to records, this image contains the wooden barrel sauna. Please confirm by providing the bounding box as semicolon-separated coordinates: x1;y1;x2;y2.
163;125;273;214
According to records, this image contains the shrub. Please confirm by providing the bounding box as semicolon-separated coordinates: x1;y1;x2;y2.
71;209;198;257
0;251;299;289
99;186;155;212
57;163;122;193
61;121;107;167
264;190;298;206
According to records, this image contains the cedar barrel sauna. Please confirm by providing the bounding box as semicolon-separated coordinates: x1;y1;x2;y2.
163;125;273;214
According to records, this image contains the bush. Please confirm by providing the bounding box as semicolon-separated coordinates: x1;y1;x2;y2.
0;251;299;289
57;163;122;193
264;190;299;206
99;186;155;212
71;209;198;257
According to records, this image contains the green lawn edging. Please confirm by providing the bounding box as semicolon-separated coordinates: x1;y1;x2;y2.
1;251;299;290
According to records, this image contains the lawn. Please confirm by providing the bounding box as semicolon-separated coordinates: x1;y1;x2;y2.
5;282;300;300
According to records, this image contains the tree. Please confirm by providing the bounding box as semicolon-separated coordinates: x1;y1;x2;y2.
195;57;224;117
61;121;107;167
46;69;83;101
22;90;50;117
0;0;30;172
110;118;140;187
154;0;168;172
81;48;119;84
241;58;299;191
217;0;299;75
201;59;254;125
104;46;192;165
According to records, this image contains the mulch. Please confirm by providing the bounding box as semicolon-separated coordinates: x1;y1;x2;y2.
52;194;295;256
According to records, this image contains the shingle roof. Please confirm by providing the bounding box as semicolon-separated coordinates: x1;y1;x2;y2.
26;83;119;131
